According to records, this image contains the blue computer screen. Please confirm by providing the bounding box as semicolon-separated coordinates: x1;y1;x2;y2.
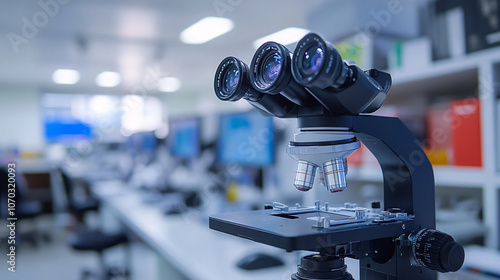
141;131;157;152
217;111;274;166
127;131;156;155
168;118;200;158
44;117;92;143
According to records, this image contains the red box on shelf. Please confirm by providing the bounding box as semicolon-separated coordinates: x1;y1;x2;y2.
451;98;482;167
425;104;453;165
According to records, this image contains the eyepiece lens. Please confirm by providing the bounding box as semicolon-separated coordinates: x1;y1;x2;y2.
261;52;282;85
301;44;324;76
222;64;240;94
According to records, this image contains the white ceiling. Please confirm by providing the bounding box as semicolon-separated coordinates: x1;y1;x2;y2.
0;0;328;104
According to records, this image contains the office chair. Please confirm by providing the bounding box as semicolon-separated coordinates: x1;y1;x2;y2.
0;167;50;247
54;167;100;225
68;226;129;280
53;168;130;279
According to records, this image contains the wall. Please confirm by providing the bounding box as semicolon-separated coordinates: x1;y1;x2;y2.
0;86;44;152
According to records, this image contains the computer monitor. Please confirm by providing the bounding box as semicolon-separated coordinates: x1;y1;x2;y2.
168;117;201;159
127;131;157;155
44;117;92;143
217;111;274;166
141;131;157;152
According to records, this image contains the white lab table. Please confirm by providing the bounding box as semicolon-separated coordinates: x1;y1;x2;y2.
92;181;495;280
91;181;299;280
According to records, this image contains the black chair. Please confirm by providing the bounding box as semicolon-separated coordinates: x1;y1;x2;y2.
54;167;100;224
0;167;50;247
54;168;130;279
68;226;129;280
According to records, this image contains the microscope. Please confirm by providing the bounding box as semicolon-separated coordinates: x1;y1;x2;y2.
210;33;465;280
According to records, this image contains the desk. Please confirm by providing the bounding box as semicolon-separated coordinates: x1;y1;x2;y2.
91;181;300;280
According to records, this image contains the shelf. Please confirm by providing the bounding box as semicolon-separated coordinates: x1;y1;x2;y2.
347;165;382;182
386;45;500;101
433;166;485;188
391;45;500;85
347;165;486;188
391;57;477;87
436;220;488;242
389;67;478;102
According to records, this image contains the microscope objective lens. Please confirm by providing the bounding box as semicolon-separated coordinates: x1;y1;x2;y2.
294;160;317;191
323;158;348;193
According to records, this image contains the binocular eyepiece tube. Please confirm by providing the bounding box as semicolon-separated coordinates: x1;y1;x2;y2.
214;32;391;117
250;42;317;107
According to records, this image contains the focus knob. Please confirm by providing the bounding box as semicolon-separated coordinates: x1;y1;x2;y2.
411;229;465;272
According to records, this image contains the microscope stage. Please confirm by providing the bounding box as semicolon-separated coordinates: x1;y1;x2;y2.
209;209;413;252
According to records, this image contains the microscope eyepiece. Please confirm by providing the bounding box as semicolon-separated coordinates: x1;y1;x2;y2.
261;52;281;85
222;63;240;94
292;33;350;89
251;42;316;107
300;43;324;76
251;42;291;93
214;56;259;102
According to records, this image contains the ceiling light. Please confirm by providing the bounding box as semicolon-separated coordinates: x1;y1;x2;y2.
158;77;181;92
180;17;234;44
89;95;115;114
253;27;310;49
96;71;121;88
52;69;80;85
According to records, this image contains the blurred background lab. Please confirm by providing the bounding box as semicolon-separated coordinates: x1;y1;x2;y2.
0;0;500;279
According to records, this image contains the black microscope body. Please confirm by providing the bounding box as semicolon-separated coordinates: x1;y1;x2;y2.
210;33;464;279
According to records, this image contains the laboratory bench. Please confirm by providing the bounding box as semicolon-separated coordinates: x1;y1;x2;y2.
90;181;499;280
